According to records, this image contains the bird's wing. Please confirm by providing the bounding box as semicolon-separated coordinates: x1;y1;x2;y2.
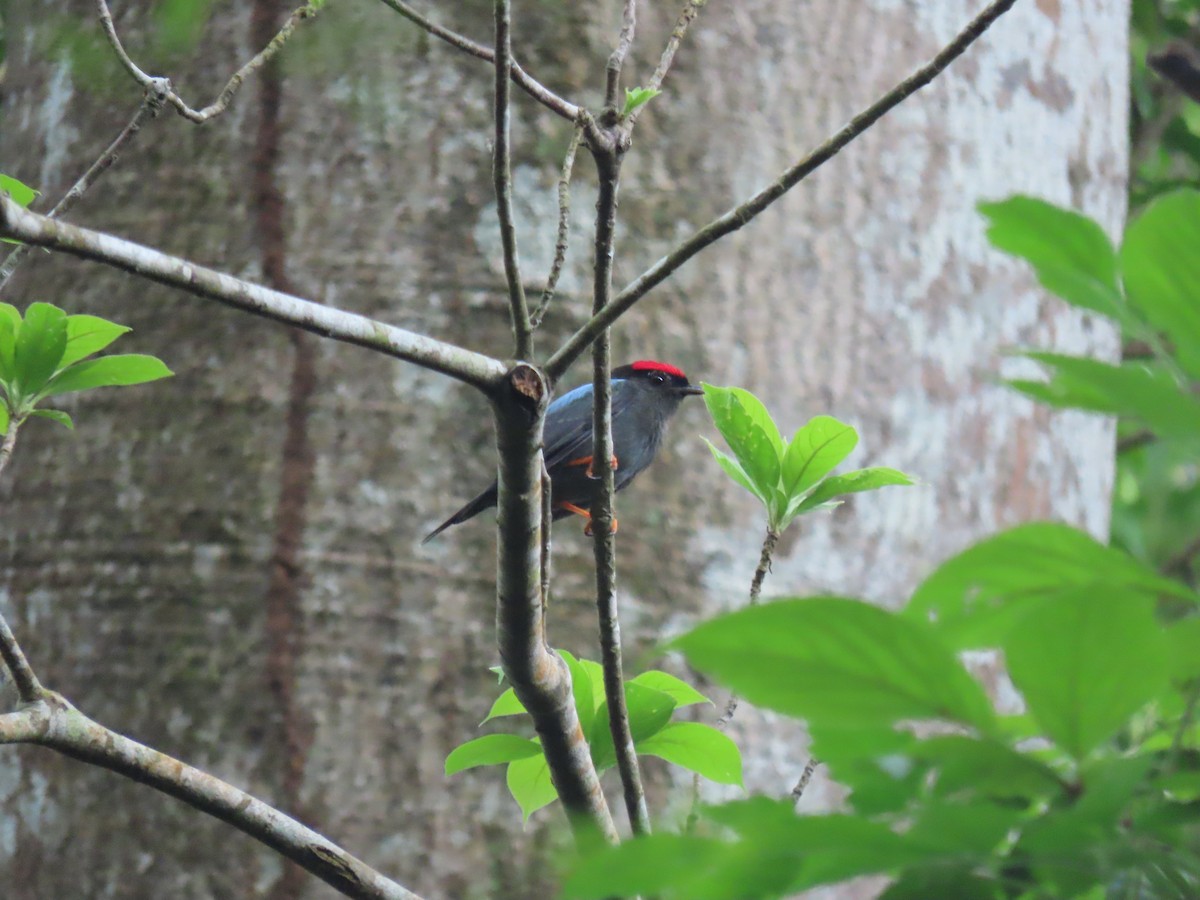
542;379;632;471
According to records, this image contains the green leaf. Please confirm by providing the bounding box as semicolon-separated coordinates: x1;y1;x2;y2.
621;86;661;118
628;670;711;707
636;721;742;785
28;408;73;430
914;735;1065;802
59;315;131;369
0;313;15;383
781;415;858;502
1003;589;1170;759
506;753;558;821
481;687;526;724
13;302;68;396
1166;616;1200;682
806;724;925;814
0;405;8;434
702;385;783;515
589;682;676;772
444;734;540;775
38;354;173;399
702;438;764;503
978;195;1124;320
1120;189;1200;378
672;598;996;732
1010;352;1200;441
790;466;913;519
0;174;38;208
563;834;734;900
906;522;1194;649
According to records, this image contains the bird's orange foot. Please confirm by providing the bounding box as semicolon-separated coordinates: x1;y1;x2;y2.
566;454;620;479
583;516;618;537
556;501;618;536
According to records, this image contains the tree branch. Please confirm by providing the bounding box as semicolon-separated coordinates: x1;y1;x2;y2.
532;124;584;329
375;0;582;122
587;140;650;835
0;86;168;292
97;0;319;124
493;0;532;359
605;0;638;109
0;695;420;899
0;420;19;485
624;0;703;132
791;757;820;806
0;617;46;706
545;0;1019;382
492;364;619;843
0;197;508;392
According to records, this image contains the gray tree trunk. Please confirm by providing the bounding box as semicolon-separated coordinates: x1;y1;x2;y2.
0;1;1125;898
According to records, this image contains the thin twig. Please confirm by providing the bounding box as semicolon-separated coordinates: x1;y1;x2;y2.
375;0;581;121
0;196;508;392
588;137;650;835
0;696;420;899
688;527;780;832
0;420;18;484
791;757;820;805
0;614;46;704
493;0;532;359
532;125;584;329
1117;429;1155;454
545;0;1019;381
625;0;704;132
605;0;638;109
0;87;168;292
96;0;319;124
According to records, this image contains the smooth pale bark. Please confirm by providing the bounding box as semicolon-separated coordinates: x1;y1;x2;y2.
0;1;1123;898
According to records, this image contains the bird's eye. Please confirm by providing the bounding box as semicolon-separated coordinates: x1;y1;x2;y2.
650;372;667;384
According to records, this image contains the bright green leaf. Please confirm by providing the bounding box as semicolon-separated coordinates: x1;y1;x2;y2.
790;466;913;519
445;734;540;775
1003;589;1170;759
1120;189;1200;378
14;302;68;396
906;522;1194;649
781;415;858;501
636;721;742;785
481;688;526;724
628;670;711;707
38;354;172;399
59;315;131;369
1166;616;1200;682
702;438;765;504
1010;352;1200;441
563;651;596;738
979;195;1125;321
563;834;734;900
28;408;73;430
673;598;996;732
0;312;15;382
506;753;557;821
589;682;676;772
702;384;783;513
0;405;8;434
0;174;38;208
621;86;661;118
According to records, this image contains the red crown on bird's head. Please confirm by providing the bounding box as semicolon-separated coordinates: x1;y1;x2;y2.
629;360;687;379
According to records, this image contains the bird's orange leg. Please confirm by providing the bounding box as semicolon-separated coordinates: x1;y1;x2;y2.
556;501;618;536
565;454;620;478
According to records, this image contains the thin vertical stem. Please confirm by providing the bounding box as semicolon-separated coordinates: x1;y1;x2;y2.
493;0;532;359
605;0;638;109
532;125;584;329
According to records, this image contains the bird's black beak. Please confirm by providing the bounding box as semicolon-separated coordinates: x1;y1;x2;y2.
677;385;705;396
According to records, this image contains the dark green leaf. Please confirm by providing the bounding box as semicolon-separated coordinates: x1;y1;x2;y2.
628;670;711;707
563;834;735;900
637;722;742;785
1010;352;1200;440
673;598;996;732
806;724;925;814
879;868;1003;900
14;302;68;396
28;408;73;430
589;682;676;772
444;734;540;775
791;466;913;518
1121;189;1200;378
906;522;1194;649
1166;616;1200;681
979;195;1125;320
38;354;173;399
60;314;131;369
506;754;557;821
0;174;38;208
1003;589;1169;759
781;415;858;501
481;688;526;724
915;735;1064;802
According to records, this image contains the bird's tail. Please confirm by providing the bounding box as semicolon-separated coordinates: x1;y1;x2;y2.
421;485;497;544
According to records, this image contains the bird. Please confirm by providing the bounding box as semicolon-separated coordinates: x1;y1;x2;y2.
423;360;703;543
